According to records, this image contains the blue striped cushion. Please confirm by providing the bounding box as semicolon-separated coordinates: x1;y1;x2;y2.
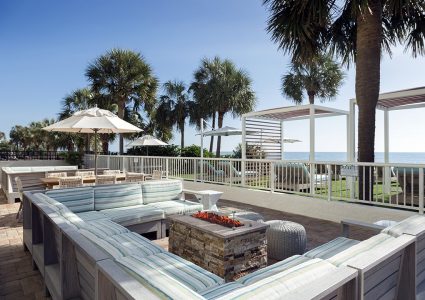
216;259;336;300
78;231;163;259
100;204;164;226
76;211;110;222
116;255;206;299
141;180;183;204
94;184;143;210
237;255;310;285
34;193;72;212
304;237;360;260
200;282;244;300
46;187;94;213
83;219;130;238
327;233;394;266
146;200;203;215
124;252;223;292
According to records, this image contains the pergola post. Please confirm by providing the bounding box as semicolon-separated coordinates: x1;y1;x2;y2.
309;106;315;194
280;121;284;160
348;99;356;200
241;117;246;186
383;109;391;193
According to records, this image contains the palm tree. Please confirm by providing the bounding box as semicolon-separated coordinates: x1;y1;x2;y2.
282;53;344;104
191;57;256;157
156;80;192;148
263;0;425;199
86;49;158;154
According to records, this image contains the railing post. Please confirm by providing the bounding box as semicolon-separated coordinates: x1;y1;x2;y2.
166;158;169;179
309;163;315;195
229;161;233;187
107;156;110;170
270;162;275;192
194;159;197;182
327;164;332;201
241;159;246;186
419;168;424;214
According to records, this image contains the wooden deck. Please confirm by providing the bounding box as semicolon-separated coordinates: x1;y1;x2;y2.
0;190;377;299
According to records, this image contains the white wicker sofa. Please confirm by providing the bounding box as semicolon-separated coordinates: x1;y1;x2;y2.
23;179;360;300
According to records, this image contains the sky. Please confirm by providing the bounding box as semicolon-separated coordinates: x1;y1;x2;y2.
1;0;425;153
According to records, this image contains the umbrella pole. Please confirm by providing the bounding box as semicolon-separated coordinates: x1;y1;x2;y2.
94;129;98;176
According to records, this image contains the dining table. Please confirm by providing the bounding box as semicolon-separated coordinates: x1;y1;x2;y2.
40;174;127;189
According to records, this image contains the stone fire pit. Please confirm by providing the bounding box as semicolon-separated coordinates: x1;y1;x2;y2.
168;213;268;282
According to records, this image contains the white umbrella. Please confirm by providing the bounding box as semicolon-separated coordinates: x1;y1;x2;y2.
126;135;168;155
201;126;257;137
43;107;142;174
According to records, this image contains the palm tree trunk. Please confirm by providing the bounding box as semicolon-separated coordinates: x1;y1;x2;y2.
356;0;382;200
216;112;224;157
85;134;90;153
307;91;315;104
117;101;125;155
180;121;185;148
209;112;216;153
101;134;109;154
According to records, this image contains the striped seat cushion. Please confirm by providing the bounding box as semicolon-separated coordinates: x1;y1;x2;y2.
216;259;336;300
94;184;143;210
76;210;110;222
200;282;244;300
100;204;164;226
46;187;94;212
34;193;72;212
237;255;311;285
79;230;163;259
116;255;206;299
82;219;130;238
327;233;395;266
304;237;360;260
121;252;224;293
141;180;183;204
382;215;425;237
146;200;203;215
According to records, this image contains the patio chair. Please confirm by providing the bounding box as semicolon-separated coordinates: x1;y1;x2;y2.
59;176;83;188
197;161;224;181
125;172;145;183
217;161;257;183
274;162;328;192
152;170;162;180
75;170;95;178
95;175;117;185
15;177;23;221
45;171;68;178
103;170;121;175
394;167;425;194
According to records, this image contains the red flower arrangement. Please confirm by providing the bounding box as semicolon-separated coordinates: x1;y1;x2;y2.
192;211;244;228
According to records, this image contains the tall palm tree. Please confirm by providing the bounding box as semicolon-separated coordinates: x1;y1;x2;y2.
156;80;192;148
191;57;256;157
86;49;158;154
282;53;344;104
263;0;425;199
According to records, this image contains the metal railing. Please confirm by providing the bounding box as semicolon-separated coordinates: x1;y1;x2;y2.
85;154;425;213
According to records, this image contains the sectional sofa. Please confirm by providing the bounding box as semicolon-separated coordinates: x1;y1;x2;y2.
23;179;421;299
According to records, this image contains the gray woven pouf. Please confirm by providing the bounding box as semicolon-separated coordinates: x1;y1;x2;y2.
233;211;264;222
265;220;307;260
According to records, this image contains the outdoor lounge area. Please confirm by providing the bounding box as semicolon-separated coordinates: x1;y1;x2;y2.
0;172;421;299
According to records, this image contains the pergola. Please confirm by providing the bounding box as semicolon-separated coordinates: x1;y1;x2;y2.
349;86;425;163
241;104;350;161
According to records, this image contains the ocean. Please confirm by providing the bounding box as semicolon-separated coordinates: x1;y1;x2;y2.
220;152;425;164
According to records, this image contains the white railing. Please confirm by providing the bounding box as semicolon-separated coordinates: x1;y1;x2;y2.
85;154;425;214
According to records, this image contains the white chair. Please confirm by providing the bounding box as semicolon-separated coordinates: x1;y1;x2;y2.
59;176;83;188
75;171;95;178
45;172;68;178
96;175;117;185
152;170;163;180
15;177;24;221
103;170;121;175
125;172;145;183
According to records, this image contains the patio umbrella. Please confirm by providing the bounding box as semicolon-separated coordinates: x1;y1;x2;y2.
126;135;168;156
201;126;258;136
43;106;142;174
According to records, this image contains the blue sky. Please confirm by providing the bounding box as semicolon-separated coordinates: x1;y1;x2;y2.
1;0;425;153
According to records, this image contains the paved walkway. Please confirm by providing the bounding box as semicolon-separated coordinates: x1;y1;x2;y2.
0;192;46;299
